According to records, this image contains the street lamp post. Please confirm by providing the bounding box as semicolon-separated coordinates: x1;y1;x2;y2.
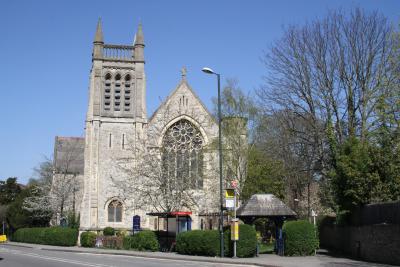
202;67;224;258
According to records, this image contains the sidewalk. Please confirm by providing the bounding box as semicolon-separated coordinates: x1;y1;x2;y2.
1;242;395;267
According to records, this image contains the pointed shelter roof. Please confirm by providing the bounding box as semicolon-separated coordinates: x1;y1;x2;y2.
237;194;297;218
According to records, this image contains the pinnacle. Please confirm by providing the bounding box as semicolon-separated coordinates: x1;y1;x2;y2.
134;23;144;46
94;18;103;43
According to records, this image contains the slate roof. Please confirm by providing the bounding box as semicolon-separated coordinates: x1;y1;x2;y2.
237;194;296;217
54;136;85;175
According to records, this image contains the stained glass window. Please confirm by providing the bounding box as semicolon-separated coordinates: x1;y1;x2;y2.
162;119;204;189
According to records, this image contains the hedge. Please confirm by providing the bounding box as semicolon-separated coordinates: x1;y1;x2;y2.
13;227;78;246
283;220;319;256
123;230;159;251
176;230;222;256
103;227;115;236
80;231;97;247
176;224;257;258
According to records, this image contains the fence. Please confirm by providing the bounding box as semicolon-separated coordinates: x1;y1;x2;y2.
319;201;400;266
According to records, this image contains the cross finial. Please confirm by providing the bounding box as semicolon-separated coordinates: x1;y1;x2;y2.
181;66;187;80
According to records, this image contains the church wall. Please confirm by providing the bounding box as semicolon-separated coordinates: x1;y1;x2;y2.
96;121;150;230
147;80;220;223
75;21;223;235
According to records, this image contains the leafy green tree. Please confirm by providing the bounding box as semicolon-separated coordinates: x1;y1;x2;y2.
212;79;258;195
6;186;50;231
0;177;22;204
242;147;285;201
330;138;381;211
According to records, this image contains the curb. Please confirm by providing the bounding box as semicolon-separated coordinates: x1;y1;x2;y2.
0;242;33;249
2;242;280;267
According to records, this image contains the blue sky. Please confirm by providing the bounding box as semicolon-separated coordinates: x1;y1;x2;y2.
1;0;399;184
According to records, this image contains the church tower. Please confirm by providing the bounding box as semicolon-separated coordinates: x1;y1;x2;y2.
80;19;147;231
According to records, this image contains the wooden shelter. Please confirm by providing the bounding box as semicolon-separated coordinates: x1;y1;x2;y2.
236;194;296;255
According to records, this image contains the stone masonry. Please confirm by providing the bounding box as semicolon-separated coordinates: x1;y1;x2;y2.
55;20;220;233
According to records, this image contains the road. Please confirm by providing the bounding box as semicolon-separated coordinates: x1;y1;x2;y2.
0;245;254;267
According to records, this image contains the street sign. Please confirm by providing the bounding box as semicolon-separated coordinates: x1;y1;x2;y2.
231;180;238;189
225;189;235;198
231;220;239;241
225;189;235;209
226;199;235;209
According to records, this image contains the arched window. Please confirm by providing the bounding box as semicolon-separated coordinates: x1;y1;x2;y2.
108;200;123;222
162;119;204;189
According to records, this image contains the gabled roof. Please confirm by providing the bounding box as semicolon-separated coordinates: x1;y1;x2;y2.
237;194;297;217
149;78;216;124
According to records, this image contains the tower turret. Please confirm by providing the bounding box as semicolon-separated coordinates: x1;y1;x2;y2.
134;23;145;62
93;18;104;59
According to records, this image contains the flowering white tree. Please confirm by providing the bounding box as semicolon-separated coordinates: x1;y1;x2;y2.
113;105;219;214
24;138;83;223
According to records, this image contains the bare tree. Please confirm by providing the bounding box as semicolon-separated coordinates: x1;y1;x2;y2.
24;137;84;223
113;101;219;214
257;8;398;213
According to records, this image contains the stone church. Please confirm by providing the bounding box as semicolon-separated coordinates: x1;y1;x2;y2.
54;20;221;233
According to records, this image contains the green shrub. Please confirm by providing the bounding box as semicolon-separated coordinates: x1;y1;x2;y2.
176;225;257;258
176;230;221;256
224;224;258;258
80;231;97;247
103;227;115;236
123;230;159;251
283;220;319;256
123;235;132;250
13;227;78;246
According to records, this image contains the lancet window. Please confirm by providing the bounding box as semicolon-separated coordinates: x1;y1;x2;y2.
107;200;123;222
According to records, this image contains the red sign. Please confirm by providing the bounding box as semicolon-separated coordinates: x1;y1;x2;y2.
170;211;192;216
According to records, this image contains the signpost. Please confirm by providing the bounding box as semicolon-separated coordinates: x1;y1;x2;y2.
226;180;239;258
311;209;317;225
133;215;141;234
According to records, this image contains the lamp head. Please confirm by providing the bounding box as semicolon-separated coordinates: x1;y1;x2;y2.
202;67;215;75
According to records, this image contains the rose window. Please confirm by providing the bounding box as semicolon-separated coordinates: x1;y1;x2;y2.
162;119;204;189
